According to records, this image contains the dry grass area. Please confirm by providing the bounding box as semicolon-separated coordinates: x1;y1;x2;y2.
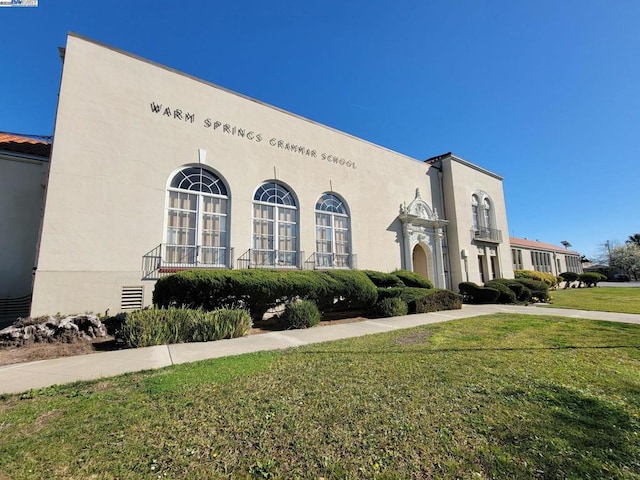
0;337;113;367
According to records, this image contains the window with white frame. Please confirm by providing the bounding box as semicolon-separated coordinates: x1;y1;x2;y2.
482;198;492;230
315;193;351;268
252;182;298;267
471;192;498;241
531;250;552;273
165;167;229;266
512;248;523;270
471;195;479;231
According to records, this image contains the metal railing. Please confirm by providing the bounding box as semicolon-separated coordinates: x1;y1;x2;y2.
142;244;233;279
470;227;502;243
304;252;357;270
236;249;303;269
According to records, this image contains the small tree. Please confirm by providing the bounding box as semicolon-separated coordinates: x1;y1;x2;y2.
559;271;579;288
609;244;640;280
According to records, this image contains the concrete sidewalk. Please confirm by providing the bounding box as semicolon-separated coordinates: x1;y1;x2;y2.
1;304;639;395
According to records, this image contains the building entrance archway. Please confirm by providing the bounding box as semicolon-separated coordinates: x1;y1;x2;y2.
412;243;435;284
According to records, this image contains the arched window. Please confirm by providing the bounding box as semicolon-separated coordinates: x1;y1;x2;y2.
252;182;298;267
315;193;351;268
165;166;229;267
482;198;492;230
471;194;480;231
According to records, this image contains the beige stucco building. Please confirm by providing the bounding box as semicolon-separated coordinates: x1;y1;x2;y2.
510;237;582;276
1;34;580;320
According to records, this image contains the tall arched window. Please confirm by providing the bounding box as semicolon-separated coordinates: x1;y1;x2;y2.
482;198;492;230
165;166;229;267
315;193;351;268
471;194;480;231
252;182;298;267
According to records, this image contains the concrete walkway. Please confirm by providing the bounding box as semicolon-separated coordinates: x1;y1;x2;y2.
1;304;639;395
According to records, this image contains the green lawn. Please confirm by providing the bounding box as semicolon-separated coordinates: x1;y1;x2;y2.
1;314;639;479
549;286;640;314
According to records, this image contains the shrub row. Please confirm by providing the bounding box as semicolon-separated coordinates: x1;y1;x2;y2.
560;271;607;288
578;272;607;287
514;270;560;288
363;270;434;289
458;282;500;304
153;269;377;321
459;277;549;304
116;307;251;348
374;287;462;316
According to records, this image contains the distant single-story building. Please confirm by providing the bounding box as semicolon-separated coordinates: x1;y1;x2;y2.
509;237;583;276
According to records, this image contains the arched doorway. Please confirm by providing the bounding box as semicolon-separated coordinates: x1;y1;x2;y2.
412;243;435;284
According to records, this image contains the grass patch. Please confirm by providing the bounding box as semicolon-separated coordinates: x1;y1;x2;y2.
549;287;640;314
1;314;639;479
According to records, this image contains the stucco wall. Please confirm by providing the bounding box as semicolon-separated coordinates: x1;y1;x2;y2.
439;156;514;286
31;34;442;315
0;156;47;298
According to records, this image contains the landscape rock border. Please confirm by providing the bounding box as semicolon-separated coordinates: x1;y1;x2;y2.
0;314;107;348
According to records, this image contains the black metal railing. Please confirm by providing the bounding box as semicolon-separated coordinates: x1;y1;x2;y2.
236;249;303;269
304;252;357;270
470;227;502;243
142;244;233;279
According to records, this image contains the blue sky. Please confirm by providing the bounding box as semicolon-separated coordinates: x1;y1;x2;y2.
2;0;639;260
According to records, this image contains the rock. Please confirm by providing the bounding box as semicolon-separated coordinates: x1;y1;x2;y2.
0;314;108;348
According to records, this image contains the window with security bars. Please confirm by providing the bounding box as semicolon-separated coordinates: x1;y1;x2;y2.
165;167;229;266
252;182;298;267
315;193;351;268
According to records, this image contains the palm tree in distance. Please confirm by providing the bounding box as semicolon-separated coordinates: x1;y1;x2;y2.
626;233;640;246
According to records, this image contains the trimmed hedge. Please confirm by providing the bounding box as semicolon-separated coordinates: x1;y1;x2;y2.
363;270;404;288
117;307;251;348
513;278;549;302
485;280;517;304
559;271;579;288
415;290;462;313
281;300;321;329
458;282;501;304
393;270;434;289
514;270;559;288
487;278;531;302
153;269;377;321
578;272;607;287
375;288;462;316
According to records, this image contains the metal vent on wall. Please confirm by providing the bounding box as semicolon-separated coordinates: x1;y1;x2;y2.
121;286;144;311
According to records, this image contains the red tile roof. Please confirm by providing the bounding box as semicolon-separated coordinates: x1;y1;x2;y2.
0;132;51;159
510;237;580;255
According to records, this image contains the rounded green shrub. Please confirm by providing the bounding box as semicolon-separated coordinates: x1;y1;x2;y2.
485;280;517;304
415;289;462;312
374;297;408;318
363;270;404;288
514;270;558;287
578;272;607;287
458;282;500;304
393;270;434;289
514;278;548;302
281;300;321;329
